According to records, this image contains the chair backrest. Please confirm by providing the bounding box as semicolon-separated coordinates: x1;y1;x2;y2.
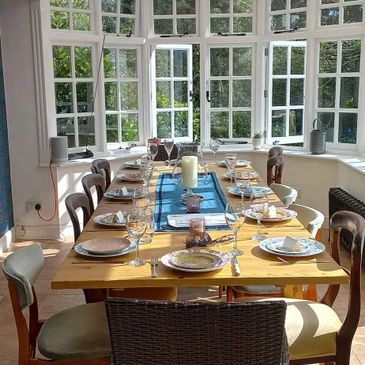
288;203;325;238
82;173;106;213
106;299;288;365
268;146;283;157
65;192;91;241
267;155;285;185
154;144;178;161
91;159;111;189
270;183;298;207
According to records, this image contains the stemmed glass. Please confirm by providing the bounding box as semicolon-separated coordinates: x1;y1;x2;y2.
140;158;154;187
209;139;220;165
224;153;237;183
133;188;152;244
163;138;174;165
224;202;246;256
148;143;158;162
126;209;147;267
235;172;250;203
250;191;269;241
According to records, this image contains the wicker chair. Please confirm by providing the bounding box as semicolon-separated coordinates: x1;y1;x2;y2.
2;244;111;364
82;173;106;213
268;146;283;157
106;298;289;365
91;159;111;189
267;155;285;185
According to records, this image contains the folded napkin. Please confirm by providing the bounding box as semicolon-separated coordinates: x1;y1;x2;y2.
263;205;277;218
282;236;302;252
167;213;227;228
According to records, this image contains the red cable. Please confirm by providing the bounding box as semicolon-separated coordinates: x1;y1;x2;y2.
37;162;57;222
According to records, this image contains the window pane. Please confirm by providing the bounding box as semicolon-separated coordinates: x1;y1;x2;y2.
78;116;95;146
72;0;89;9
57;118;75;148
102;16;117;33
317;112;334;142
121;82;138;109
174;81;188;107
106;114;118;143
341;40;361;73
156;81;171;108
232;111;251;138
175;110;189;137
157;111;172;138
75;47;92;78
272;110;286;137
290;79;304;105
122;113;139;141
233;0;253;13
119;49;137;78
177;18;196;34
291;47;305;74
272;79;286;106
51;11;70;29
177;0;196;14
73;13;90;31
105;82;118;110
211;112;229;139
291;0;306;9
319;42;337;73
290;12;306;29
233;48;251;76
321;8;339;26
210;48;229;76
104;49;117;78
318;78;336;108
154;19;173;34
102;0;117;13
210;17;230;33
271;14;286;31
55;83;73;113
344;5;363;23
232;80;251;107
154;0;172;15
339;113;357;144
120;18;135;35
233;16;252;32
210;80;229;108
174;50;188;77
273;47;287;75
76;82;93;112
288;109;303;136
340;77;359;108
53;46;71;78
120;0;136;14
51;0;68;7
156;49;171;78
210;0;230;13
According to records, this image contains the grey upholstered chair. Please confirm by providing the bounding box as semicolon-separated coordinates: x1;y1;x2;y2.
2;244;111;364
106;298;289;365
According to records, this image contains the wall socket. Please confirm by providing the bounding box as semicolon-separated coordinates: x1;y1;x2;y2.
26;201;41;212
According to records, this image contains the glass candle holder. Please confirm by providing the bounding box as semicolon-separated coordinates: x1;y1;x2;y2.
186;196;201;213
189;218;205;239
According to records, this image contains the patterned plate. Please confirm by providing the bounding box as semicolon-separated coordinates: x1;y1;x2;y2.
116;172;143;182
161;249;230;273
219;160;251;168
75;238;135;258
104;188;143;200
93;213;126;227
228;186;272;198
223;171;260;180
246;207;297;222
124;160;141;169
259;237;326;257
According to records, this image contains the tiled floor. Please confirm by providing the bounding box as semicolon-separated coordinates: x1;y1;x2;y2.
0;232;365;364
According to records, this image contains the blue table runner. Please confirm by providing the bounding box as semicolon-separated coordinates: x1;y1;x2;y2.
154;172;229;232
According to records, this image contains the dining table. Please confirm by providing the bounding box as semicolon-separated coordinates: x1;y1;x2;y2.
51;160;348;299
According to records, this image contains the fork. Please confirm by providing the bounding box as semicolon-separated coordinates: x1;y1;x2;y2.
150;257;158;278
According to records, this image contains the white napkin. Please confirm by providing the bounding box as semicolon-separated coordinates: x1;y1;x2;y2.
282;236;301;252
167;214;226;227
121;186;128;196
115;211;125;224
263;205;277;218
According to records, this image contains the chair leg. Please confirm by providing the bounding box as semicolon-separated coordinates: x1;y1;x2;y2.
218;286;225;298
226;286;234;302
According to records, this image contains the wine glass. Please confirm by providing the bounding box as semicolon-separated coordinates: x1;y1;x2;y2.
224;153;237;183
224;202;245;256
133;188;152;244
148;143;158;161
235;172;250;203
209;139;220;165
163;138;174;165
140;159;154;187
126;209;147;267
250;190;269;241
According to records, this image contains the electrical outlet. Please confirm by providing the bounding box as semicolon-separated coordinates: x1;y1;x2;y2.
26;201;41;212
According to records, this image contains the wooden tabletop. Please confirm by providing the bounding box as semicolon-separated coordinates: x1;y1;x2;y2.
52;163;348;290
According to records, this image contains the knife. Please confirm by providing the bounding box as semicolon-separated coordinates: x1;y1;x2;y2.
231;256;241;276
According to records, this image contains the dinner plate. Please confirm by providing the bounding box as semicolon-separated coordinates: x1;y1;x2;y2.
246;207;297;222
116;172;143;182
170;251;222;270
80;237;130;255
161;249;230;273
219;159;251;168
259;237;326;257
93;213;126;227
223;171;260;180
104;188;143;200
75;238;135;258
228;186;272;198
124;160;141;169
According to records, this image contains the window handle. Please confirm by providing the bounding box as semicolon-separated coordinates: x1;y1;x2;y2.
274;26;299;34
206;91;211;103
189;90;193;101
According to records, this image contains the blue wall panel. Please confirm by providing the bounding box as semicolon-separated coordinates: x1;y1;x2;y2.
0;40;14;236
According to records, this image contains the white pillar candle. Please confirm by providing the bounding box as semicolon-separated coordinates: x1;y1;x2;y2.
181;156;198;188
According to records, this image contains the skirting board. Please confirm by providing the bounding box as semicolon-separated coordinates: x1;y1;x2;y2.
0;227;15;254
15;224;62;241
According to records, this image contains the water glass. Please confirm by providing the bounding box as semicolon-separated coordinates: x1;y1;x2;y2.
235;172;250;202
133;187;150;210
224;202;245;256
126;209;147;267
224;153;237;183
209;139;220;165
250;191;269;241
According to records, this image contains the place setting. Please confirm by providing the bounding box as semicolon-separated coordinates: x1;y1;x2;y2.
104;186;145;201
93;210;126;227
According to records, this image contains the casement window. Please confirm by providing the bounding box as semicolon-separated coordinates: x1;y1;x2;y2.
53;45;95;148
50;0;92;31
316;39;361;145
269;0;307;32
319;0;364;27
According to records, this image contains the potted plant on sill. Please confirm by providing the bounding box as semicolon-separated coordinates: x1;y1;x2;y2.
252;132;264;150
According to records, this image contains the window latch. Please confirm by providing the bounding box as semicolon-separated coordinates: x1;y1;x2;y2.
206;91;211;103
189;90;193;102
274;26;299;34
217;32;246;37
160;32;189;38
